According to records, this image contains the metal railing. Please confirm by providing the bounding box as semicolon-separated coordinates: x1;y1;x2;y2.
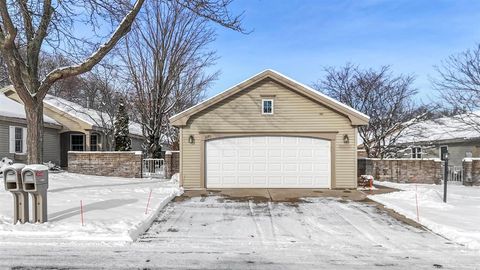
142;158;165;178
447;165;463;184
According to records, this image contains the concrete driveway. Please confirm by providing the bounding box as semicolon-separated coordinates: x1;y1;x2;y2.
0;191;477;269
135;193;478;269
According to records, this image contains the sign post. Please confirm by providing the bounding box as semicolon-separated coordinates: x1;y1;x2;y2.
443;152;449;203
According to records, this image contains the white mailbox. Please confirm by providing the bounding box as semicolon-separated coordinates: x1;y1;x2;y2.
3;164;28;224
22;164;49;223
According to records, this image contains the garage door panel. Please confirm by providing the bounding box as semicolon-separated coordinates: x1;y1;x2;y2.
268;175;283;185
253;175;267;184
253;163;267;172
238;149;251;157
238;163;251;172
206;136;331;188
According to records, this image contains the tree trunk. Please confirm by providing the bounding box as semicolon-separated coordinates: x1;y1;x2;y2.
146;134;162;158
25;101;44;164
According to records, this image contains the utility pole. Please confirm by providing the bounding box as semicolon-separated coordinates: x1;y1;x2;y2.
443;152;449;203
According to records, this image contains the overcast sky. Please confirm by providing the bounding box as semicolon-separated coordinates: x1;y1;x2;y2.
205;0;480;102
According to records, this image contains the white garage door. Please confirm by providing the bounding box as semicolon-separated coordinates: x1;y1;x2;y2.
206;136;331;188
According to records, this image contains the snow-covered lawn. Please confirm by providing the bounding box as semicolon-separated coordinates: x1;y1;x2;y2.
0;172;182;243
369;181;480;250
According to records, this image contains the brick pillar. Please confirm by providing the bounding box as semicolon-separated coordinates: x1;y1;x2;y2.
463;158;473;186
165;151;172;179
434;160;443;185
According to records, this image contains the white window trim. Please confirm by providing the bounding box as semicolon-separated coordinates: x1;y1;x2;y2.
439;145;448;159
70;134;85;151
90;133;100;151
411;146;422;159
9;126;27;154
262;98;274;115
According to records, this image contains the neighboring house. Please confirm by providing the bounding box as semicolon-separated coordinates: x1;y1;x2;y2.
395;115;480;167
170;70;370;189
0;86;144;167
0;92;62;164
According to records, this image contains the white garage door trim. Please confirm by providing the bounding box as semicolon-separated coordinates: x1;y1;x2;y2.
206;136;331;188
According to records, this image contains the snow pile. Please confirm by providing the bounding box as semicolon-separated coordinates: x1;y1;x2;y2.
0;157;13;174
0;172;182;243
0;93;59;124
369;181;480;249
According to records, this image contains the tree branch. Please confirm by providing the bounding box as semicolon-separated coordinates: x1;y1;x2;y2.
37;0;145;99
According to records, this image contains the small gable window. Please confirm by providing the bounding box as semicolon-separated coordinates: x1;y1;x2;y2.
262;99;274;115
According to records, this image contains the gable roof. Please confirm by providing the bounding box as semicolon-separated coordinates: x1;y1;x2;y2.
1;85;142;136
44;94;143;136
397;113;480;144
0;92;60;127
170;69;370;127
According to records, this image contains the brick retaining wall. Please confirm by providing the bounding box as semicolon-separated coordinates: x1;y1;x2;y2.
165;151;180;179
358;158;443;184
68;151;143;178
463;158;480;186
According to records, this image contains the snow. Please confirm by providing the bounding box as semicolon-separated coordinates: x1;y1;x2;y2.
0;93;59;124
0;158;14;177
0;195;478;268
23;164;48;171
3;163;25;171
0;172;182;243
397;114;480;143
44;94;143;136
369;181;480;250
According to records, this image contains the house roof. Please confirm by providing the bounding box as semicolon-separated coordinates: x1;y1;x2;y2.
1;85;143;136
44;95;143;136
0;92;60;126
170;69;370;127
397;114;480;144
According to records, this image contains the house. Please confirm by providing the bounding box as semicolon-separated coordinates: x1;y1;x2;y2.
395;115;480;167
170;70;370;189
0;86;144;167
0;92;62;164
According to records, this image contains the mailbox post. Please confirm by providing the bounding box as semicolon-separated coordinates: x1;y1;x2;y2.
3;164;28;224
22;165;49;223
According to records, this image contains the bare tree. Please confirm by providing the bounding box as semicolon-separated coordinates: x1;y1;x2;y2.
0;0;145;163
0;0;243;163
433;44;480;133
0;55;8;87
314;64;427;158
122;1;220;158
48;63;125;150
41;53;85;102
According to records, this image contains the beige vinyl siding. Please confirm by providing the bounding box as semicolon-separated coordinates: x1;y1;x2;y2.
180;78;357;189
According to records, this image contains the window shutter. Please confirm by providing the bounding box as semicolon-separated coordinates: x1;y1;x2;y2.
22;127;27;154
9;126;15;153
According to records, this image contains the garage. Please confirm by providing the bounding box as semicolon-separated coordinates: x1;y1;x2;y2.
170;70;369;189
206;136;331;188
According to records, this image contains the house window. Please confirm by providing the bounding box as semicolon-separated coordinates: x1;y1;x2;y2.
71;134;85;151
90;134;99;151
411;147;422;159
14;127;23;153
262;99;274;115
